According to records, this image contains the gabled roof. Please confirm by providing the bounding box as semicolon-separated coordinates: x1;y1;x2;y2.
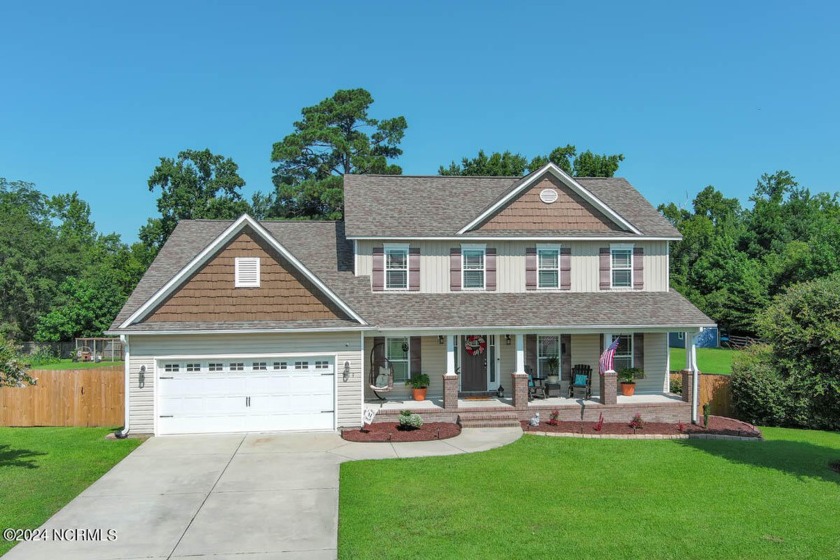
111;215;365;332
343;171;680;239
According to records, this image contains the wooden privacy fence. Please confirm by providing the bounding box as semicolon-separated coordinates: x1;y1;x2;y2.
0;367;124;427
671;373;735;418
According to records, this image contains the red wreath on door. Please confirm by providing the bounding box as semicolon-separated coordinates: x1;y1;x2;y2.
465;335;487;356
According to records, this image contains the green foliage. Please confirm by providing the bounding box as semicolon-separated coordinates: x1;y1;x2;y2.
140;148;249;254
398;410;423;430
267;88;407;219
670;375;683;394
0;335;36;387
404;373;431;389
730;344;795;426
440;144;624;177
618;367;645;384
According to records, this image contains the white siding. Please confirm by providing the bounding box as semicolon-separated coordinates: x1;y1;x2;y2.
356;240;669;293
128;331;363;433
636;332;667;394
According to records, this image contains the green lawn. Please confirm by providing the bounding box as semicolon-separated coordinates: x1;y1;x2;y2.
339;428;840;559
0;427;142;556
29;359;122;370
670;346;735;374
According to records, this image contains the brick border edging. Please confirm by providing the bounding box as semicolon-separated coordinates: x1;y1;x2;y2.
523;431;762;442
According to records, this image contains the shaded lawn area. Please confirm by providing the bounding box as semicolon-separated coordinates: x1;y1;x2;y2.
0;427;142;556
339;428;840;559
670;347;734;374
30;359;122;370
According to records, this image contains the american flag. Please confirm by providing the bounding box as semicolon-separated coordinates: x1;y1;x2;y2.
599;337;621;375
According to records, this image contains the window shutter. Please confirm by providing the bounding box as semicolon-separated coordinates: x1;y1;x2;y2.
599;248;610;290
410;336;422;376
408;247;421;292
633;333;644;371
234;257;260;287
525;247;537;290
633;247;644;290
486;248;497;291
372;247;384;291
525;335;537;374
561;334;571;381
373;337;385;366
449;248;461;291
560;247;571;291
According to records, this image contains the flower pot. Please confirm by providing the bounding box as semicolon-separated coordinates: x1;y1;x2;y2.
620;382;636;396
412;387;427;401
546;375;560;384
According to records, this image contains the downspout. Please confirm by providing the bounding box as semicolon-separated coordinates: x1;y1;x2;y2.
691;331;701;424
115;335;130;438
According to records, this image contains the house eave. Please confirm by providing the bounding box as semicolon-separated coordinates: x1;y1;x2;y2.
345;235;682;242
105;326;375;336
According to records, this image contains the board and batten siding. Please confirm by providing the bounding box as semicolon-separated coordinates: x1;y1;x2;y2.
127;331;363;433
356;240;669;293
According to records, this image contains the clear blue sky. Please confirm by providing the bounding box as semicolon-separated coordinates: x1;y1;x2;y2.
2;1;838;242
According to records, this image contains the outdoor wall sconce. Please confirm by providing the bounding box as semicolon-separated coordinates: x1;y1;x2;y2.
438;335;445;345
505;334;511;345
139;365;146;389
342;360;351;382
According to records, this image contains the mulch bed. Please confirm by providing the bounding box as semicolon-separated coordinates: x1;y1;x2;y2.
521;415;761;438
341;422;461;443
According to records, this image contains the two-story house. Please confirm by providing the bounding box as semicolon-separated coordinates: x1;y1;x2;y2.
108;163;714;436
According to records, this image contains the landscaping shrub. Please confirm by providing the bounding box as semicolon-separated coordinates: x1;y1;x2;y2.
670;375;682;395
398;410;423;430
731;344;794;426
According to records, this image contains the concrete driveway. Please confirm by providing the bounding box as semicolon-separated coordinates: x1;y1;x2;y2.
4;428;521;560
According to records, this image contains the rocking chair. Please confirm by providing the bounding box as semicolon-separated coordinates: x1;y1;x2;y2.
369;342;394;400
569;364;592;399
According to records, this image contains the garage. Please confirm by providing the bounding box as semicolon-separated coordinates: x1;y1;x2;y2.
156;356;335;435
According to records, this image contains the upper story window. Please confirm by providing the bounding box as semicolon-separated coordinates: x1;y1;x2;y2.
462;245;486;290
235;257;260;287
537;245;560;289
384;244;408;290
610;245;633;288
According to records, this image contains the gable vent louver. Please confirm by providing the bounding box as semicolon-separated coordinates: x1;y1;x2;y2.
235;257;261;287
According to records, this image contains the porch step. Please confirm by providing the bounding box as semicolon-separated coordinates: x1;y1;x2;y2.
458;410;521;429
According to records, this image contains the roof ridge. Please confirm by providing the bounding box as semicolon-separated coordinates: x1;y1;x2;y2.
353;174;521;179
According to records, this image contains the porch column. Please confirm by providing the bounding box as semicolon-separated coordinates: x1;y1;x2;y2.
600;371;617;405
690;333;700;424
512;334;528;409
443;335;458;410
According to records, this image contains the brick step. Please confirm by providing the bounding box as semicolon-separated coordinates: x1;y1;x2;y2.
458;410;520;428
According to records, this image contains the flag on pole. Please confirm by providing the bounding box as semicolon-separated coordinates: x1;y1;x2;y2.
599;337;621;375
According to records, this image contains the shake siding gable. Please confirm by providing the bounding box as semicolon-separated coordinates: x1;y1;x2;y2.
144;229;348;323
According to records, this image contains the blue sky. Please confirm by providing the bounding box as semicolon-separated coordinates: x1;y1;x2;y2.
2;1;838;242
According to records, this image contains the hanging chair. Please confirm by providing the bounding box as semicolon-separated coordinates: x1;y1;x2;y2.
369;341;394;400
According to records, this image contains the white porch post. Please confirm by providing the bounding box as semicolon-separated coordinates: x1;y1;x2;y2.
446;335;456;374
515;333;525;373
690;333;700;424
684;331;692;370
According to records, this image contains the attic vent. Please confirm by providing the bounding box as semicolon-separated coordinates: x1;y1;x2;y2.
235;257;260;287
540;188;559;204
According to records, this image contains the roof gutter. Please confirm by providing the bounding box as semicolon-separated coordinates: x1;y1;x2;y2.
115;335;130;439
345;235;682;242
105;326;377;336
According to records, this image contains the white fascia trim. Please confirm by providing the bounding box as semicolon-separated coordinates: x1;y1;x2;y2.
347;236;681;241
106;326;374;336
456;163;642;235
118;214;367;328
371;325;711;336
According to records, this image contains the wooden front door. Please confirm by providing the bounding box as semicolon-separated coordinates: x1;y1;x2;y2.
461;335;487;391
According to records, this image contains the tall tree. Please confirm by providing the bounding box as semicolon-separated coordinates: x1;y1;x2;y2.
267;88;407;219
139;149;249;254
440;144;624;177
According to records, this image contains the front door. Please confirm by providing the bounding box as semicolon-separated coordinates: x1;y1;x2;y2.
461;335;487;392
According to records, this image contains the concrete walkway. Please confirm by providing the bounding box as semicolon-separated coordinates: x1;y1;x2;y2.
4;427;522;560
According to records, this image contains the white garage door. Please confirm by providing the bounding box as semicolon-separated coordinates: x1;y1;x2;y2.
157;357;335;435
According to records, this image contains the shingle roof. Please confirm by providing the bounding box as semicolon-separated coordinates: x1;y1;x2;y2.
109;219;712;334
344;173;680;238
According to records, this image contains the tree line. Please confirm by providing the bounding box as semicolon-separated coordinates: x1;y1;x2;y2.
2;87;838;347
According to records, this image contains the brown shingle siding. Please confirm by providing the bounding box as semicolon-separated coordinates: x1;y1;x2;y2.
144;228;348;323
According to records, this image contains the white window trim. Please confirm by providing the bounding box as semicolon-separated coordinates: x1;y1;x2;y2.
383;243;410;291
536;243;562;290
385;336;410;382
537;335;561;378
234;257;261;288
609;243;634;290
461;244;486;291
605;333;634;370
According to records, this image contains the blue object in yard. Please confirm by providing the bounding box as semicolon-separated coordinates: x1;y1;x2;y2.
669;328;719;348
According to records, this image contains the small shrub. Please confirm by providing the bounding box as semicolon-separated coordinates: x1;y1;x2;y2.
398;410;423;430
670;375;683;395
548;408;560;426
629;413;644;432
702;403;711;428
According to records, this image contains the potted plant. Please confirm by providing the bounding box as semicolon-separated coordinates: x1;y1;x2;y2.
545;355;560;384
618;367;645;396
405;373;431;401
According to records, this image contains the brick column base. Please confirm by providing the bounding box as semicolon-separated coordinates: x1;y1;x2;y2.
681;369;694;404
443;373;459;411
600;371;617;405
512;372;529;410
